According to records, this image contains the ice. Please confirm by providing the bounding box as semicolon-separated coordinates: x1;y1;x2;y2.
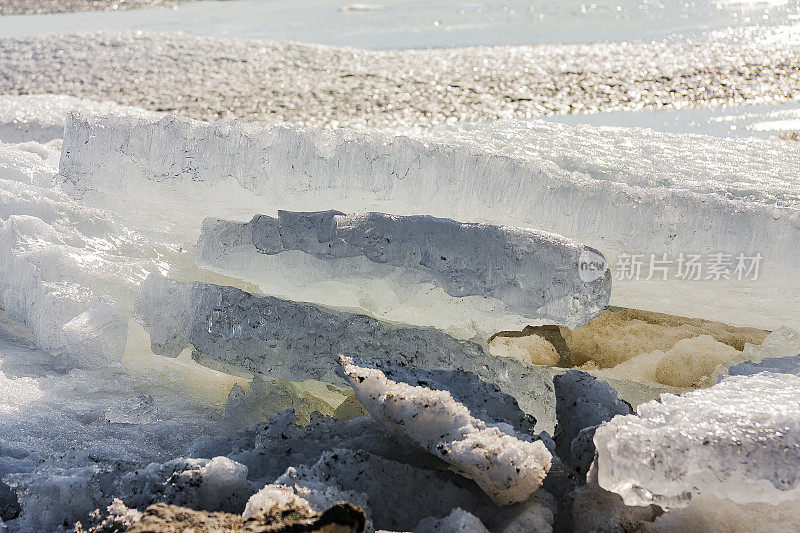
57;112;800;331
740;326;800;362
727;355;800;377
413;508;490;533
197;211;610;337
9;455;251;532
0;1;798;49
552;371;631;475
191;408;555;531
0;307;254;531
0;95;160;144
270;448;554;532
134;273;560;427
58;113;800;259
341;356;552;505
721;327;800;378
593;372;800;508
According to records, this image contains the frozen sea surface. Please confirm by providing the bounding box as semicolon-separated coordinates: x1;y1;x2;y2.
544;101;800;138
0;0;799;48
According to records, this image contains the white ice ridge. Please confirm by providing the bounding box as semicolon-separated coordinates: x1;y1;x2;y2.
58;113;800;278
0;94;162;144
197;211;610;336
340;355;552;505
594;372;800;508
133;273;558;425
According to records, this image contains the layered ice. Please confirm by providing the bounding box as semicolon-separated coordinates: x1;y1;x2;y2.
58;113;800;266
594;372;800;508
56;112;800;331
133;273;559;425
341;356;552;505
197;211;610;337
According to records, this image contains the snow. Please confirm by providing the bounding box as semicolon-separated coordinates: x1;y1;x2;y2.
341;356;552;505
197;210;610;337
594;372;800;508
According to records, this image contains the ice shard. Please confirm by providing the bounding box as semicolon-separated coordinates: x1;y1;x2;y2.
197;211;611;336
340;356;552;505
133;273;558;425
593;372;800;508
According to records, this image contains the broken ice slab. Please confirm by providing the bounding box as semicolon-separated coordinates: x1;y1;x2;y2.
727;355;800;377
340;356;552;505
197;211;611;337
133;273;558;427
269;448;555;532
594;372;800;508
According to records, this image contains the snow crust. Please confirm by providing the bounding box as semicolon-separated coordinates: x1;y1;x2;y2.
594;372;800;508
198;211;610;337
341;356;552;505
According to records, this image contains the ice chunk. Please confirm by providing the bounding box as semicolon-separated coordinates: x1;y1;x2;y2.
414;508;490;533
197;211;611;335
272;448;553;532
352;361;538;436
116;456;250;513
189;409;442;485
552;371;631;474
727;355;800;377
594;372;800;508
717;327;800;380
341;356;551;505
134;274;558;426
740;326;800;363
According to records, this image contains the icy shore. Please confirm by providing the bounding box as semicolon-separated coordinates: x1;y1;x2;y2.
0;86;798;531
